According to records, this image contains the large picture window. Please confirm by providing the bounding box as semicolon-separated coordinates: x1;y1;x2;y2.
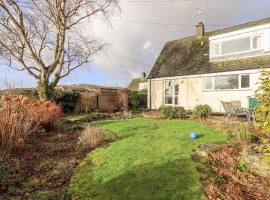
214;75;239;89
210;35;263;57
221;37;250;55
164;80;179;105
204;74;250;91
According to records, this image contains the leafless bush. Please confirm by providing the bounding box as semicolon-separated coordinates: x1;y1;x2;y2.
142;111;163;119
74;92;98;113
119;88;130;113
77;126;105;152
0;95;62;159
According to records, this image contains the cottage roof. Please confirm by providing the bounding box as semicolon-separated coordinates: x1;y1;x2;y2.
148;17;270;79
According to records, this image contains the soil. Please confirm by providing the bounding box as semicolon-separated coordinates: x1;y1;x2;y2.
0;129;86;200
200;144;270;200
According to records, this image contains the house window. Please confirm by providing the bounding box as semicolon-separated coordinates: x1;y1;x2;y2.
164;80;179;105
240;74;250;88
210;34;263;58
210;43;221;57
204;74;250;90
165;80;173;104
221;37;250;55
252;35;262;50
214;75;239;90
174;84;179;105
204;77;213;90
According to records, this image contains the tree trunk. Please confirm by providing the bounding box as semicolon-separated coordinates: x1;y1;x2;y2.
37;79;54;100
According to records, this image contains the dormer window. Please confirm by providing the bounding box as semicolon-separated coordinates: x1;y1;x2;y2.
210;43;221;57
210;34;264;58
252;35;262;50
222;37;250;55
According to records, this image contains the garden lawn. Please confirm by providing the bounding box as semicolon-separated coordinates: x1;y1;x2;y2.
70;118;228;200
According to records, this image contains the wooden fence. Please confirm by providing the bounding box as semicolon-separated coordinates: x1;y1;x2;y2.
74;88;121;113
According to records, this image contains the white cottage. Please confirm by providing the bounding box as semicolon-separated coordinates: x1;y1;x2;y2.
148;18;270;112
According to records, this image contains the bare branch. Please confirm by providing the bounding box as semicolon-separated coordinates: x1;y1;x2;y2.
0;0;119;98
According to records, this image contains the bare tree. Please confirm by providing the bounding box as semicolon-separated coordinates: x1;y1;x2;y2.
0;0;119;99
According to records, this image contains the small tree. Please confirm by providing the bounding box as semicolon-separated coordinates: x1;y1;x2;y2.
129;91;140;109
0;0;119;99
256;71;270;134
119;88;130;113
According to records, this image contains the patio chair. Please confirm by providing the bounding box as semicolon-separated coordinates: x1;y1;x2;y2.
221;101;230;118
221;101;248;121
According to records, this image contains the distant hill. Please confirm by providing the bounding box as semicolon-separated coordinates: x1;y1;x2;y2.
58;84;122;92
0;84;123;96
0;88;36;96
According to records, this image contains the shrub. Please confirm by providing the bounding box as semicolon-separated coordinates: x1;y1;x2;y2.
160;106;176;119
139;88;148;93
0;160;9;192
256;71;270;134
235;123;251;144
119;89;130;112
174;106;187;119
56;90;80;113
77;126;105;152
0;95;63;158
160;106;186;119
194;104;212;119
142;111;163;119
85;111;106;122
74;91;98;113
129;91;140;109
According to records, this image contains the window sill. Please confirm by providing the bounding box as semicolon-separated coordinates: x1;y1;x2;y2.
210;49;266;62
203;88;253;92
164;104;179;106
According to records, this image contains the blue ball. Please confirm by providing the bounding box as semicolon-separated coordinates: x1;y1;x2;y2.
190;132;197;140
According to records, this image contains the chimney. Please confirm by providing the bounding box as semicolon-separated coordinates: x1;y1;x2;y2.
141;72;146;79
196;22;204;38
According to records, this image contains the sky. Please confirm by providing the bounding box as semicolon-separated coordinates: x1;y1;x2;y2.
1;0;270;89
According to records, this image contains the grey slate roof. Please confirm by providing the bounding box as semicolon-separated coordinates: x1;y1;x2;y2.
148;17;270;79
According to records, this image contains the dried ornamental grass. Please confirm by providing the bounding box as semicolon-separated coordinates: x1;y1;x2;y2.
77;126;105;152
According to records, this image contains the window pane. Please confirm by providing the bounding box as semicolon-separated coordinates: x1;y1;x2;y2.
175;84;179;95
211;43;220;56
221;37;250;55
165;80;173;104
253;36;262;50
165;97;173;104
174;84;179;105
214;75;239;89
174;97;178;105
204;77;213;90
241;75;250;88
165;80;173;96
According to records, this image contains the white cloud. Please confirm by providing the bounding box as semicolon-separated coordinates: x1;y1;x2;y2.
142;40;151;50
81;0;270;86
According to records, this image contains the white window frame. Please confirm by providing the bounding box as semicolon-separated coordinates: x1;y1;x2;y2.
210;34;264;58
210;43;221;57
251;35;263;50
203;74;251;91
240;74;251;89
164;80;179;106
203;76;214;90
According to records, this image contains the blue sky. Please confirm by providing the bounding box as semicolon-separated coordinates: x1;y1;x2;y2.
1;0;270;89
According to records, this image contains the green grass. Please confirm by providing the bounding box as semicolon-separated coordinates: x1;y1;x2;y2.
63;115;86;122
70;118;228;200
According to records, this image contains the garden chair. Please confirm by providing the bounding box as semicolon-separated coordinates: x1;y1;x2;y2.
221;101;230;118
221;101;249;121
